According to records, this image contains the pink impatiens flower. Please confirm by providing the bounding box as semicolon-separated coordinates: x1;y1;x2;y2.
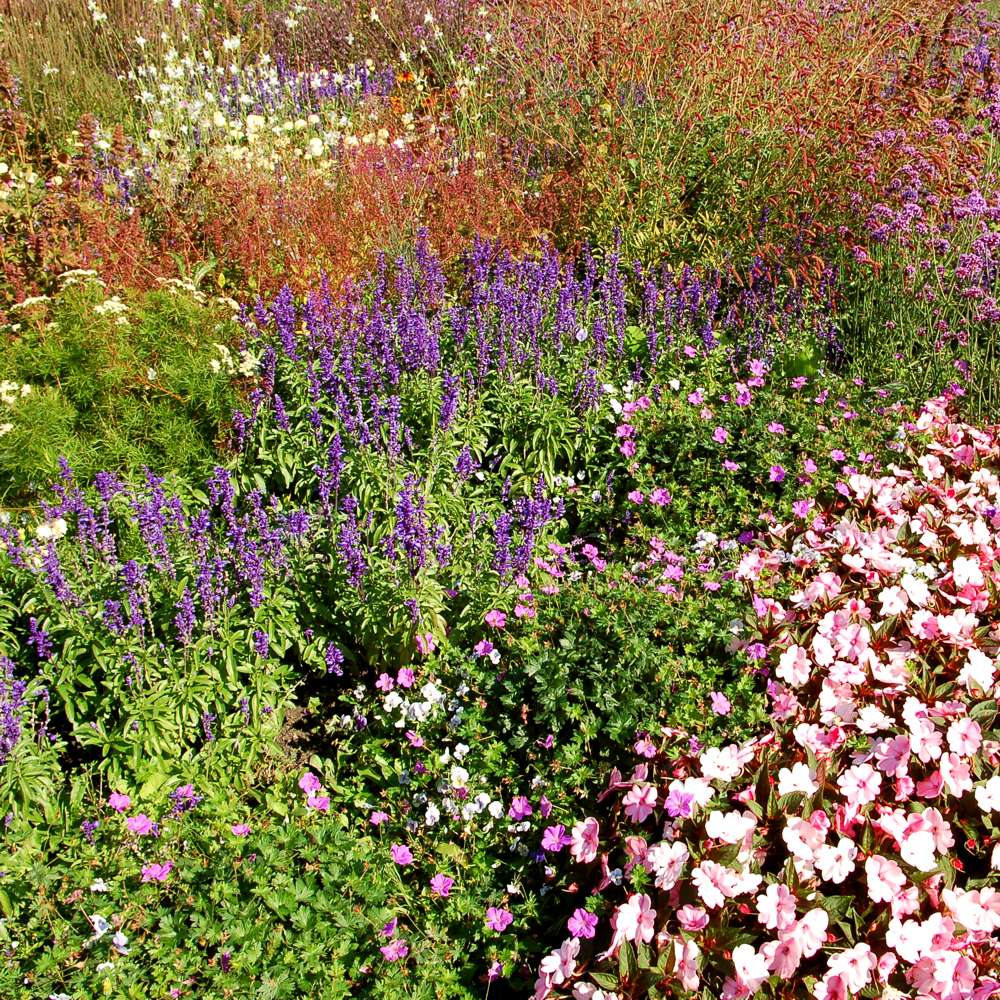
622;783;657;823
865;855;906;903
691;861;739;909
539;937;579;985
756;883;797;932
570;817;599;863
676;904;709;931
776;644;811;686
815;836;857;884
609;893;656;952
837;763;881;808
646;840;688;891
786;908;828;958
761;936;802;979
731;943;770;993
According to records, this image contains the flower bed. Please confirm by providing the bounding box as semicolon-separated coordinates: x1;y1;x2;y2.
536;395;1000;999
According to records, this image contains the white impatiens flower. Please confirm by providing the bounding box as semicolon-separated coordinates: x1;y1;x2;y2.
975;776;1000;813
777;762;819;797
958;648;995;695
815;836;857;883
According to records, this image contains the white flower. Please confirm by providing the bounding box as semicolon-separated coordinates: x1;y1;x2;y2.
958;648;995;695
975;776;1000;813
89;914;110;939
90;878;109;893
777;762;819;796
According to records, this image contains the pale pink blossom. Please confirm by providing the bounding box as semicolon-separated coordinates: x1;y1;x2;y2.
731;944;770;993
837;763;881;807
755;883;797;932
865;855;906;903
704;809;756;845
761;936;801;978
609;893;656;953
777;762;819;796
646;840;688;891
776;644;811;686
815;836;857;883
676;904;708;931
539;938;579;985
674;937;701;991
570;817;600;863
622;783;657;823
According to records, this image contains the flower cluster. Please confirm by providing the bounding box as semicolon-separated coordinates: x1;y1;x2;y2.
537;394;1000;999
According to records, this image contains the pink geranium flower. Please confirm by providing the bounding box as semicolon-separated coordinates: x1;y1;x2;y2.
108;792;131;813
380;938;409;961
141;861;173;883
485;906;513;932
126;814;155;836
429;874;453;897
390;844;413;866
298;772;322;794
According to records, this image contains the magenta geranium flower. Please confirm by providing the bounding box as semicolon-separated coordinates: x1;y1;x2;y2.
507;795;532;820
429;874;454;897
126;814;154;835
306;794;330;812
380;938;409;961
485;906;513;932
298;771;322;794
567;908;598;939
390;844;413;865
541;824;572;852
108;792;131;813
230;822;251;836
141;861;173;883
484;610;507;628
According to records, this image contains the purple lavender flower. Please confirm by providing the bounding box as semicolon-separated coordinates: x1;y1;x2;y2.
0;658;28;765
